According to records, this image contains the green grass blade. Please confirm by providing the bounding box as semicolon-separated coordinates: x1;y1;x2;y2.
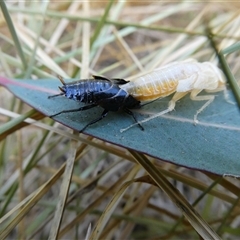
0;1;27;69
90;0;115;48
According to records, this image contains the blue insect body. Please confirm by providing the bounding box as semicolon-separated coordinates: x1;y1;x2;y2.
48;75;143;132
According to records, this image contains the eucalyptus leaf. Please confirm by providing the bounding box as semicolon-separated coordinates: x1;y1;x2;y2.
1;76;239;176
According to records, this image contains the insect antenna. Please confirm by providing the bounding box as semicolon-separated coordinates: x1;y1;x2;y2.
48;75;66;99
57;75;66;85
48;92;65;99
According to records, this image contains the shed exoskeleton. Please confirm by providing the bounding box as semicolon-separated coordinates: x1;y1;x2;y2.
120;59;228;132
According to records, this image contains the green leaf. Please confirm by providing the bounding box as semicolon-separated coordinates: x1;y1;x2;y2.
1;76;240;176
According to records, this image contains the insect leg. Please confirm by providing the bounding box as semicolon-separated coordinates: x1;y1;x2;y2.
120;92;188;132
189;89;215;123
48;92;65;98
124;108;144;131
206;86;235;105
49;104;97;117
79;109;109;133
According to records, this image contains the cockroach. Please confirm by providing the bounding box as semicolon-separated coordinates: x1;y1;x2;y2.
48;75;144;132
120;59;230;132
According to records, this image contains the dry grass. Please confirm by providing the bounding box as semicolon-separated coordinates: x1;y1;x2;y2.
0;1;240;239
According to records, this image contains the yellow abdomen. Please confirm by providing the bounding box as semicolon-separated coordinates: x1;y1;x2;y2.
129;80;178;101
121;70;179;102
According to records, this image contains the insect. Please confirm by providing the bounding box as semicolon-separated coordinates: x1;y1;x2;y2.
120;59;229;132
48;75;144;132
